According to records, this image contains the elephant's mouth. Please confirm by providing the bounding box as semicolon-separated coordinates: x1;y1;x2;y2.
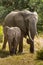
27;38;33;44
27;39;31;44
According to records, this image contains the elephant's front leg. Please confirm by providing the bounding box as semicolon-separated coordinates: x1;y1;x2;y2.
27;38;34;53
18;35;23;53
12;42;17;54
8;41;14;55
30;39;34;53
29;32;35;53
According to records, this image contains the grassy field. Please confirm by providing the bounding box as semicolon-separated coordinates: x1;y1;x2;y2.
0;37;43;65
0;26;43;65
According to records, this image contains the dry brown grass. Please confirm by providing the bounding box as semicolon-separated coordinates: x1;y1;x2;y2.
0;35;43;65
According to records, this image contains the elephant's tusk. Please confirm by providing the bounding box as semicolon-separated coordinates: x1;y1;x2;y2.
29;31;34;42
35;32;39;38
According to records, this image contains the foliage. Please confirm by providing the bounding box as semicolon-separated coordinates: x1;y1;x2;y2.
0;26;3;42
0;0;43;32
36;48;43;60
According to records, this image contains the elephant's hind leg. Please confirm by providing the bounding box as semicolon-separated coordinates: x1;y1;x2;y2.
2;36;7;50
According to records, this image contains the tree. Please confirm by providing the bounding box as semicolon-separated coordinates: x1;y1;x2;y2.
0;0;43;32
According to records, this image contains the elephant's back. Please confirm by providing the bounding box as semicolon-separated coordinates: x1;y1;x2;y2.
3;11;18;27
14;27;21;40
3;10;28;36
12;27;21;35
10;27;21;38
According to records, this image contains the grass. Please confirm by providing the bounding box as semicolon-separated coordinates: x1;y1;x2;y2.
0;37;43;65
0;26;43;65
36;48;43;60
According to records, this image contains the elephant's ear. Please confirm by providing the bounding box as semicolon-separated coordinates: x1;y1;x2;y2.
5;26;9;30
5;26;10;32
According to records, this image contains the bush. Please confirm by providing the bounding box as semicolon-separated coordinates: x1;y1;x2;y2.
0;34;3;43
0;26;3;43
36;48;43;60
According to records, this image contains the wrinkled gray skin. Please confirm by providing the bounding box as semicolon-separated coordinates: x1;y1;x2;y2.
5;26;21;55
2;10;38;53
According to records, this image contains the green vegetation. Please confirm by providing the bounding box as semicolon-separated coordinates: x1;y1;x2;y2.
0;26;3;42
0;0;43;32
36;48;43;60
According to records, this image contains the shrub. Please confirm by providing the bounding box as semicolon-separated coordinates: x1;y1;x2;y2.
36;48;43;60
0;34;3;43
0;26;3;43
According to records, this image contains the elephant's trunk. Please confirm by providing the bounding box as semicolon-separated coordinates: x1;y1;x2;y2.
27;30;34;53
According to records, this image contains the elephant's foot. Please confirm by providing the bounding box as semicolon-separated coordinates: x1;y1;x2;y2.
27;39;34;53
19;45;23;53
19;41;23;53
18;47;23;53
18;50;23;53
10;51;14;55
30;47;34;53
30;41;34;53
10;51;15;55
10;48;16;55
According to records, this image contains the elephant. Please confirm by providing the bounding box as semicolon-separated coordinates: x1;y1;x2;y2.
2;10;38;53
4;26;21;55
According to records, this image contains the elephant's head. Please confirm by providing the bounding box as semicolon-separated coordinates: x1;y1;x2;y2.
5;26;15;42
28;11;38;41
22;10;38;42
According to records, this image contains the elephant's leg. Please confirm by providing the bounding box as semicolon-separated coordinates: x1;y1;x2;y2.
12;42;17;54
18;35;23;53
2;27;7;50
29;34;35;53
8;42;14;55
27;37;34;53
11;38;17;54
13;44;17;54
30;40;34;53
2;36;7;50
